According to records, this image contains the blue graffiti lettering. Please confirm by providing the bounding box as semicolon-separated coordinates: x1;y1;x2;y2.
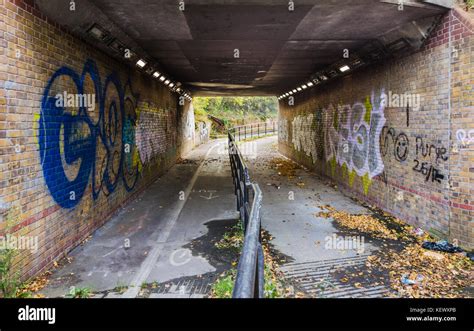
38;59;140;208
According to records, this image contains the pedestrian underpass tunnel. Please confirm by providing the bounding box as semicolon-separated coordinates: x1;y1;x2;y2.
1;0;473;285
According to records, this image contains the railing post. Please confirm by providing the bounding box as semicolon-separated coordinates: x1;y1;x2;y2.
228;125;265;298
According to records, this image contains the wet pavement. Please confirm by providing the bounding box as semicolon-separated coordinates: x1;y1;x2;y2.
40;139;239;298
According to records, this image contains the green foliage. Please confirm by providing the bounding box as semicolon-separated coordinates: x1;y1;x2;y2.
214;222;244;251
263;266;281;298
193;96;278;127
0;248;20;298
211;271;235;298
113;284;128;294
212;266;282;298
67;286;92;298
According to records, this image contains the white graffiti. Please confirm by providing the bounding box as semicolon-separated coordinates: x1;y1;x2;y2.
278;118;289;142
324;91;386;179
184;108;195;140
456;129;474;147
291;114;318;163
135;110;172;164
197;121;209;143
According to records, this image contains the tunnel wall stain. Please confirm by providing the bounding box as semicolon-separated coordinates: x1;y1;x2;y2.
279;8;474;249
0;0;197;280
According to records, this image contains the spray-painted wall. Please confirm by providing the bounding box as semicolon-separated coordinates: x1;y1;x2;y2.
178;101;211;156
279;8;473;249
0;0;196;279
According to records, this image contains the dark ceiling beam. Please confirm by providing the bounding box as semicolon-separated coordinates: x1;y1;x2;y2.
34;0;452;97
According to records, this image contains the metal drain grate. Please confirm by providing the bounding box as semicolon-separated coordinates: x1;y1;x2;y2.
148;276;214;298
280;255;390;298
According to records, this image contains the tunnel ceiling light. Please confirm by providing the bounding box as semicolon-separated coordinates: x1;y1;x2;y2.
302;84;308;89
297;87;302;91
169;82;175;88
289;91;293;95
159;76;166;82
164;79;170;85
307;82;314;87
136;59;147;68
351;58;363;67
153;71;160;78
109;39;126;53
339;65;350;72
87;24;110;42
319;75;328;81
292;89;297;93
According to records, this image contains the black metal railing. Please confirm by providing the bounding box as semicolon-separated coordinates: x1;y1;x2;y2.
228;128;264;298
232;121;278;142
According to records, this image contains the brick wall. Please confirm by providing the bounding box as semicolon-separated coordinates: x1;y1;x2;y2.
178;101;211;156
0;0;197;279
278;8;473;249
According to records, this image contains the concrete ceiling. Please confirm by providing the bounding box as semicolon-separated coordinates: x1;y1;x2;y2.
35;0;451;96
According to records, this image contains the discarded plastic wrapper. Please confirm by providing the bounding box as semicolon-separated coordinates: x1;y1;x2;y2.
412;228;424;236
401;274;424;286
422;240;463;253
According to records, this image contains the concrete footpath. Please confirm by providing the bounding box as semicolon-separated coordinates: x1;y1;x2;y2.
242;136;391;298
40;139;239;298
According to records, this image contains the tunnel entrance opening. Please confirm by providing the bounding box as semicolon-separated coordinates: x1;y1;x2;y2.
1;0;472;304
193;96;278;136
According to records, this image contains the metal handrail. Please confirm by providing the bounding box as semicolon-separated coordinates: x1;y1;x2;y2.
228;129;264;298
232;121;278;142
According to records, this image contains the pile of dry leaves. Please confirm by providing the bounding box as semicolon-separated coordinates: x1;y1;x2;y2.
316;204;473;297
269;157;299;179
368;245;472;298
16;272;50;298
316;205;399;240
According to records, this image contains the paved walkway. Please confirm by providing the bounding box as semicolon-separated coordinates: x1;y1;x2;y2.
242;136;391;298
40;135;394;298
41;139;239;298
